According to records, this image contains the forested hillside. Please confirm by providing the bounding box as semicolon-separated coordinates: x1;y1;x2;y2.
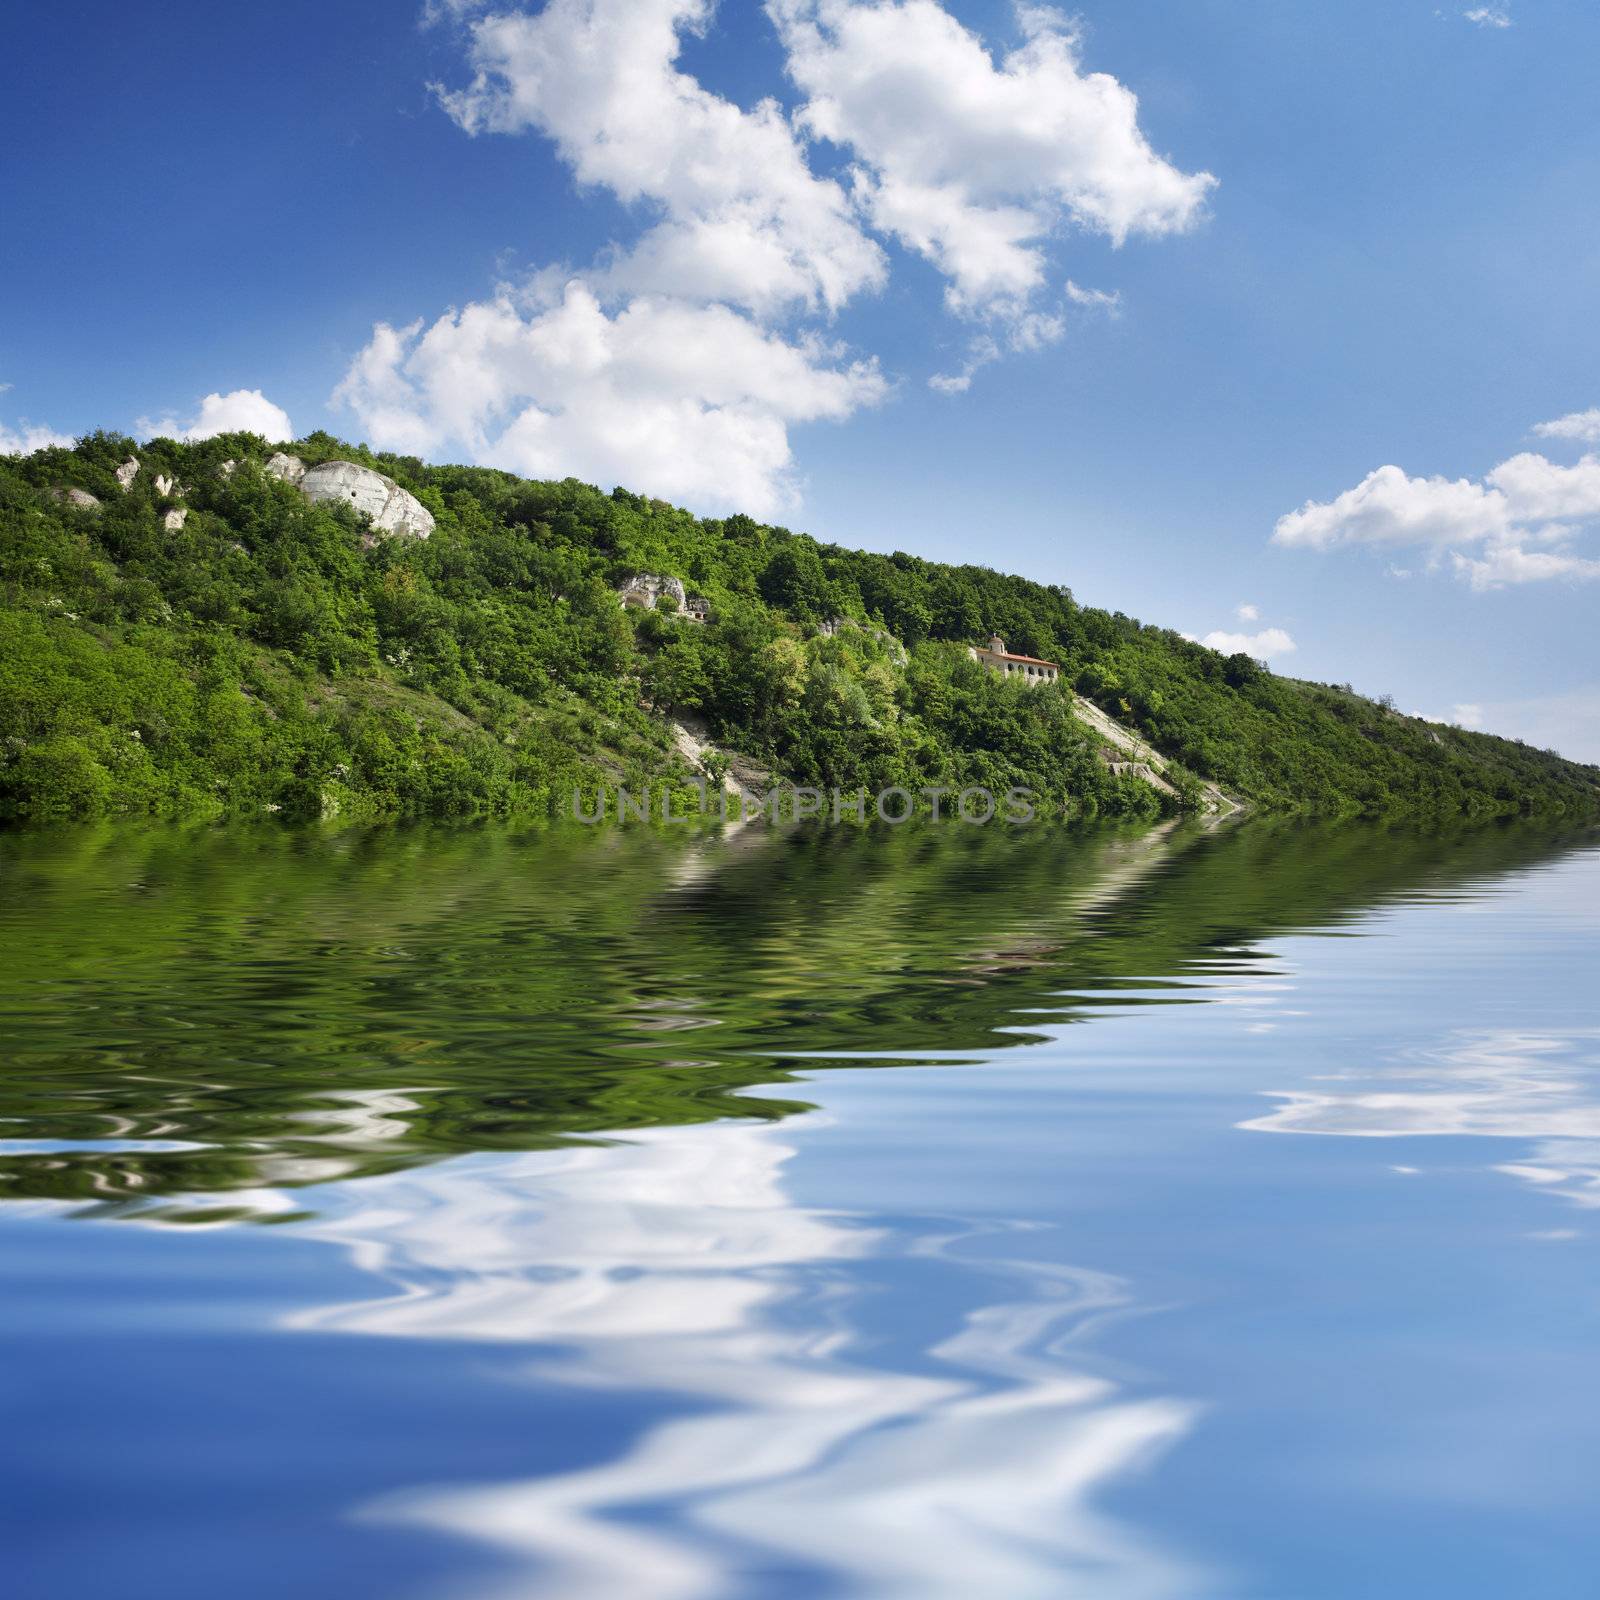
2;430;1595;823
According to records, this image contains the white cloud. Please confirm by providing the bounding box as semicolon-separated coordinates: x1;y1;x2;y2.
334;282;887;516
1273;464;1510;550
929;335;1001;395
1451;543;1600;591
435;0;884;319
1198;625;1296;660
927;304;1066;394
773;0;1215;320
139;388;294;443
1189;602;1295;661
1064;279;1122;316
0;420;74;455
394;1;899;506
1463;6;1512;28
1274;430;1600;589
1451;703;1484;728
397;0;1211;497
1486;451;1600;522
1532;407;1600;444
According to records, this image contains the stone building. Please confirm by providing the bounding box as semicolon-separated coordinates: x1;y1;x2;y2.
968;634;1060;685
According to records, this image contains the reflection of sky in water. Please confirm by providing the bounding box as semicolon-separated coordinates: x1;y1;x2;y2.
1241;1028;1600;1212
294;1125;1202;1599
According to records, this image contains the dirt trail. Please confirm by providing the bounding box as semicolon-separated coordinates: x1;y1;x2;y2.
1070;694;1241;815
668;700;1241;821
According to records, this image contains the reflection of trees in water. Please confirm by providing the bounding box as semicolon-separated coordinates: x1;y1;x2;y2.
0;817;1591;1214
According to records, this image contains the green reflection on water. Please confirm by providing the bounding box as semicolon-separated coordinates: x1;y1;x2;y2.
0;816;1591;1217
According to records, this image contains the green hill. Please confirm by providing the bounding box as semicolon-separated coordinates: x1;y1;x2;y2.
2;429;1595;824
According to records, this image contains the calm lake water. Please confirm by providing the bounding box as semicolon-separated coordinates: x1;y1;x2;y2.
2;817;1598;1599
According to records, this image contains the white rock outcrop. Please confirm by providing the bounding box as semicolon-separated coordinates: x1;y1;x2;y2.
115;457;140;491
300;460;433;540
617;573;687;611
154;473;177;497
163;507;188;532
264;452;306;486
52;486;100;510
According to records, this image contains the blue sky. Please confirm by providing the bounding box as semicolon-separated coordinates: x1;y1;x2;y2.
4;0;1599;756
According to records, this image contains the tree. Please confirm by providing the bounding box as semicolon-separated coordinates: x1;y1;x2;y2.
759;541;834;622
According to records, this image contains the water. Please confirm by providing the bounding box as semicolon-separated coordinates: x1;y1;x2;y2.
2;817;1598;1599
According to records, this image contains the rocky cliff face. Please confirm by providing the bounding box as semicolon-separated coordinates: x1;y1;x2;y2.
617;573;687;610
59;448;433;542
264;454;433;539
302;461;434;540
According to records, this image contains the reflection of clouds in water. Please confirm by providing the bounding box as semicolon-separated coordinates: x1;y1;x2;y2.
1242;1028;1600;1213
294;1127;866;1345
296;1088;428;1146
291;1122;1201;1600
1494;1143;1600;1209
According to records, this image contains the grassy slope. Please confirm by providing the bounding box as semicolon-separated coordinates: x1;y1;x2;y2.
1;429;1595;824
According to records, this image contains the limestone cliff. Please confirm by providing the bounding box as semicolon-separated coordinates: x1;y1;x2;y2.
262;453;432;540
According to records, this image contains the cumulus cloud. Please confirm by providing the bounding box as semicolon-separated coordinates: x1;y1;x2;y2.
0;419;74;455
399;0;894;508
1273;426;1600;589
1533;407;1600;444
1463;6;1512;27
377;0;1211;506
1450;543;1600;590
1273;465;1511;550
435;0;884;318
1198;625;1296;660
1235;602;1259;621
1486;451;1600;523
772;0;1214;321
139;388;294;443
333;283;887;516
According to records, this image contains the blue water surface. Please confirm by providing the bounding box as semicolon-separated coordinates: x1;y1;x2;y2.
1;818;1597;1598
